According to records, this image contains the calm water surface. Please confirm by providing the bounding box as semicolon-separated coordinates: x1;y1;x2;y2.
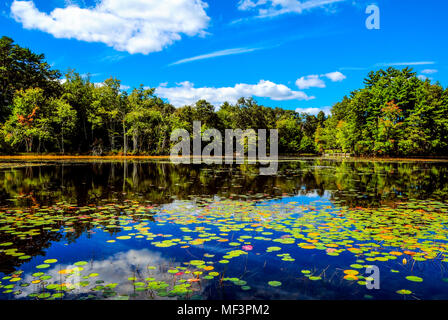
1;158;448;300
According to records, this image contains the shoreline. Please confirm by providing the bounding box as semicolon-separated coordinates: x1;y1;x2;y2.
0;155;172;160
0;154;448;162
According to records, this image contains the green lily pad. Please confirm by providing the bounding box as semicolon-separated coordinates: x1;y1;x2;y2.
397;289;412;295
44;259;58;264
117;236;132;240
268;281;282;287
406;276;423;283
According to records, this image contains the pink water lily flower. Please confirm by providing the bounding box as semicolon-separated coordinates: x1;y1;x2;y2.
242;245;253;251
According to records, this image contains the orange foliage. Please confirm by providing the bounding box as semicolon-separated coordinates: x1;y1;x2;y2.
381;100;402;117
18;106;39;127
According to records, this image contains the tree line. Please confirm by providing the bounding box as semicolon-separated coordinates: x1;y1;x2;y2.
1;36;447;157
316;68;448;156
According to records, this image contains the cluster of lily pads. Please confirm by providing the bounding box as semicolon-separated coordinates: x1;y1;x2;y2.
1;196;448;299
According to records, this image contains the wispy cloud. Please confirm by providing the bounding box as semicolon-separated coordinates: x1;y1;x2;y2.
168;47;263;66
339;67;368;71
421;69;438;74
375;61;436;67
100;54;127;63
80;72;101;78
237;0;346;18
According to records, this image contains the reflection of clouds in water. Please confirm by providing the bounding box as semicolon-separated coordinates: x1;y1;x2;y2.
18;249;182;299
302;191;331;199
157;196;326;221
160;200;197;211
158;200;199;217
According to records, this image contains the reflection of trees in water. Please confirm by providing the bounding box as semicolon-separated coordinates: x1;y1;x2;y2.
0;205;159;274
0;159;447;208
0;204;132;274
0;227;62;275
324;160;448;207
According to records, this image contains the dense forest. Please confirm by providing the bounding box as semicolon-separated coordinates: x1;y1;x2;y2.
1;36;448;157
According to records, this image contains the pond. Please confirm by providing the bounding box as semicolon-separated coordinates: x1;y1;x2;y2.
1;158;448;300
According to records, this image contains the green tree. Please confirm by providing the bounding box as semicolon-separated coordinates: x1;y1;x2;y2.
61;70;96;152
0;36;61;122
276;115;302;154
91;78;124;152
3;88;46;152
51;98;77;154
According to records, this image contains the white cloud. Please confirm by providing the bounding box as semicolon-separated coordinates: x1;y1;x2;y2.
156;80;314;107
418;75;430;81
421;69;438;74
295;71;346;89
324;71;346;82
295;75;326;89
16;249;180;299
90;82;130;90
169;47;262;66
295;106;331;115
10;0;210;54
237;0;346;17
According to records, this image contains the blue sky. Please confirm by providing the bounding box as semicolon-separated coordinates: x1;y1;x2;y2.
1;0;446;114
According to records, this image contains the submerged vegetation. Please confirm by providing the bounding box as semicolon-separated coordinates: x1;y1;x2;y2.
1;36;448;157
